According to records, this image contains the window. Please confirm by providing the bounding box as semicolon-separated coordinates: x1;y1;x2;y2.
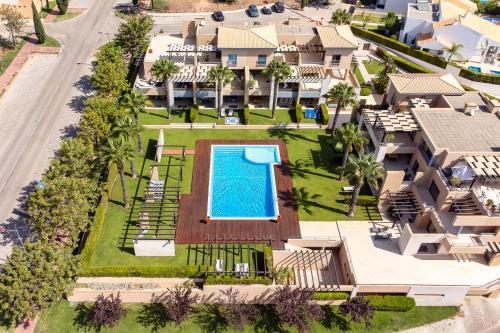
419;141;433;164
428;180;440;202
331;55;341;66
257;55;266;66
411;160;420;175
227;54;237;66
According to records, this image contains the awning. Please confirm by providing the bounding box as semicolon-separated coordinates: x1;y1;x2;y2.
363;110;420;133
464;156;500;180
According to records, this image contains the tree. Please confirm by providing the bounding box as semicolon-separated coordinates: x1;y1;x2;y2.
270;286;323;332
0;5;25;48
120;90;151;152
150;59;180;119
329;9;352;25
155;286;199;325
218;288;258;331
28;176;98;243
79;109;112;149
102;136;136;208
262;60;291;119
0;241;78;325
359;10;369;28
115;16;153;60
90;293;127;330
207;64;235;119
383;12;400;35
344;153;383;217
56;0;69;14
113;116;142;178
339;296;374;328
373;55;397;94
91;44;129;97
443;42;463;62
330;123;367;181
45;138;97;180
323;83;358;136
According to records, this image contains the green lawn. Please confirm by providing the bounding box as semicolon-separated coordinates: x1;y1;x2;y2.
87;129;380;268
40;1;83;22
363;60;385;75
35;301;458;333
139;108;320;126
353;65;365;85
353;14;386;24
0;40;25;76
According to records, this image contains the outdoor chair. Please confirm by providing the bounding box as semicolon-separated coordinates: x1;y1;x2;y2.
242;263;249;276
220;108;226;118
342;186;354;192
234;263;242;276
215;259;223;272
370;226;388;233
374;231;392;240
227;108;234;117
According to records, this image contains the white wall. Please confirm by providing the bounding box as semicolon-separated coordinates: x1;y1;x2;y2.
408;285;470;306
379;0;415;14
399;16;433;44
432;24;482;60
134;239;176;256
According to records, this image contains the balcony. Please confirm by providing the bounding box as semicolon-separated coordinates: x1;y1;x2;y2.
443;234;486;254
472;184;500;217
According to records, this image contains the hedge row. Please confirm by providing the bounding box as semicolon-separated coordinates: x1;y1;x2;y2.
459;68;500;85
83;265;204;278
190;104;199;123
365;295;416;312
243;105;251;124
79;165;117;268
351;26;447;69
319;103;329;125
360;86;372;96
204;275;273;285
376;49;433;74
295;103;303;123
312;291;350;301
264;246;273;273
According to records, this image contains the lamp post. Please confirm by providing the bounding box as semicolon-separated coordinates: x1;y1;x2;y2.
99;31;111;43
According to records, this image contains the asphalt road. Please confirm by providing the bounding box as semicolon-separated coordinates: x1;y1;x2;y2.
0;0;121;260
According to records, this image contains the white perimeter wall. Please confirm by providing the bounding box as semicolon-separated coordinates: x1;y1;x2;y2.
408;285;470;306
134;239;176;256
433;25;482;60
380;0;415;14
399;17;433;44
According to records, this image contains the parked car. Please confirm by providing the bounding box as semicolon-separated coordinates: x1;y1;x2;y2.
273;1;285;13
212;11;225;21
261;6;272;14
348;5;355;14
248;4;260;17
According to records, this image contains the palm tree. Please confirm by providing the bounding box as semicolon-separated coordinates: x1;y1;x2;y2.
380;54;397;75
150;59;180;119
359;10;369;28
344;154;383;217
331;123;368;181
443;43;463;62
262;60;292;119
207;64;235;118
102;137;136;208
329;9;352;25
323;83;358;137
113;116;142;179
120;90;151;153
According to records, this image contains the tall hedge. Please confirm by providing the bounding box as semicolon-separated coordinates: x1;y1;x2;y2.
243;105;251;124
295;103;303;123
32;1;46;44
351;26;447;69
319;103;329;125
364;295;416;312
56;0;69;14
189;105;199;123
459;68;500;85
376;49;433;73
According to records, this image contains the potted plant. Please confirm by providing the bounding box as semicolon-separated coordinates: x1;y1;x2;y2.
449;176;462;188
248;79;256;89
486;199;494;208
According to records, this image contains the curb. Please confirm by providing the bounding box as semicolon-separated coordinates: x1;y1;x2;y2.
148;4;295;17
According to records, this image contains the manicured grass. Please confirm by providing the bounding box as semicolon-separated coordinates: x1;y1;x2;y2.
40;1;83;22
87;129;380;268
353;65;365;85
39;35;61;48
363;60;385;74
35;301;459;333
54;11;81;22
0;40;25;76
353;14;385;24
139;108;319;126
40;1;56;19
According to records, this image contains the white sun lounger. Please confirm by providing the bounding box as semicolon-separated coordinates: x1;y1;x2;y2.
215;259;223;272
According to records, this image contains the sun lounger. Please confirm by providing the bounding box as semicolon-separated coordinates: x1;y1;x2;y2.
215;259;223;272
220;108;226;118
224;117;240;125
342;186;354;192
374;231;392;240
242;263;249;276
234;263;241;276
227;108;233;117
370;226;388;233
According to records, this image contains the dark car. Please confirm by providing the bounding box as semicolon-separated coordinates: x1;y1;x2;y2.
344;0;357;4
273;1;285;13
212;11;225;21
248;4;260;17
348;5;355;14
261;6;272;14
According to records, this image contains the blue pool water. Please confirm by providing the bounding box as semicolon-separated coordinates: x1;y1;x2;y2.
208;145;281;219
468;66;481;73
490;70;500;75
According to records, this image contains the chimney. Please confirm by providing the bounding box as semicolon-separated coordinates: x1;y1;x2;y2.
464;102;477;116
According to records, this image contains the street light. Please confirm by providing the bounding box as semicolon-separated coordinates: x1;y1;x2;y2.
99;31;111;43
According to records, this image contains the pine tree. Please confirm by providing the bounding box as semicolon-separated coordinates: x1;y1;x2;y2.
56;0;69;14
32;1;46;44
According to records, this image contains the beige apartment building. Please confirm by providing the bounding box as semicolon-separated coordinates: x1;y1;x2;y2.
137;20;360;110
0;0;44;18
361;73;500;265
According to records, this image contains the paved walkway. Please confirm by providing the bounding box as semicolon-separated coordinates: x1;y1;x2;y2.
44;7;86;23
162;149;195;155
0;38;60;97
14;318;37;333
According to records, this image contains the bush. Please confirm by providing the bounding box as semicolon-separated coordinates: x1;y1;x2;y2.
243;105;251;125
204;275;273;285
376;49;432;73
312;292;350;301
82;265;204;278
459;68;500;85
295;103;303;123
189;105;199;123
360;86;372;96
264;245;273;273
319;103;329;125
351;26;447;68
364;295;416;312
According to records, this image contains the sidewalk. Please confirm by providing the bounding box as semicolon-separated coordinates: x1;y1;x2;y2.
44;7;86;23
0;37;60;97
14;318;37;333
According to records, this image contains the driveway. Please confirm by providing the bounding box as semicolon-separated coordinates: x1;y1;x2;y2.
0;0;122;261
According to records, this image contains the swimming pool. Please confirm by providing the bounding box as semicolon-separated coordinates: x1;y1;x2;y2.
468;66;481;73
208;145;281;219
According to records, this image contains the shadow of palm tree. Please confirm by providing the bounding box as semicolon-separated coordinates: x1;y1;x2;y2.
267;129;321;144
280;187;348;216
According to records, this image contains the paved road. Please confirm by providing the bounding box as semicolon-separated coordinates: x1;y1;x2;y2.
0;0;121;260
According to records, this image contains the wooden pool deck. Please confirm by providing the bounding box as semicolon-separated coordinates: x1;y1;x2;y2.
175;140;301;250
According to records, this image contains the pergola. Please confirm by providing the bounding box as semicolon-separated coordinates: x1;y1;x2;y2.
276;43;325;53
363;109;420;142
283;66;326;83
384;191;423;227
464;156;500;182
449;197;481;215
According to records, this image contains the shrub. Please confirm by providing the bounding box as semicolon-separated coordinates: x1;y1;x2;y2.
351;26;447;68
275;268;295;285
264;245;273;273
376;49;432;73
449;176;462;187
81;265;204;278
319;103;329;125
243;105;251;125
218;288;259;331
90;293;127;330
204;275;272;285
189;105;199;123
155;286;198;325
312;291;350;301
360;86;372;96
459;68;500;85
364;295;416;311
295;103;303;123
340;296;374;328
